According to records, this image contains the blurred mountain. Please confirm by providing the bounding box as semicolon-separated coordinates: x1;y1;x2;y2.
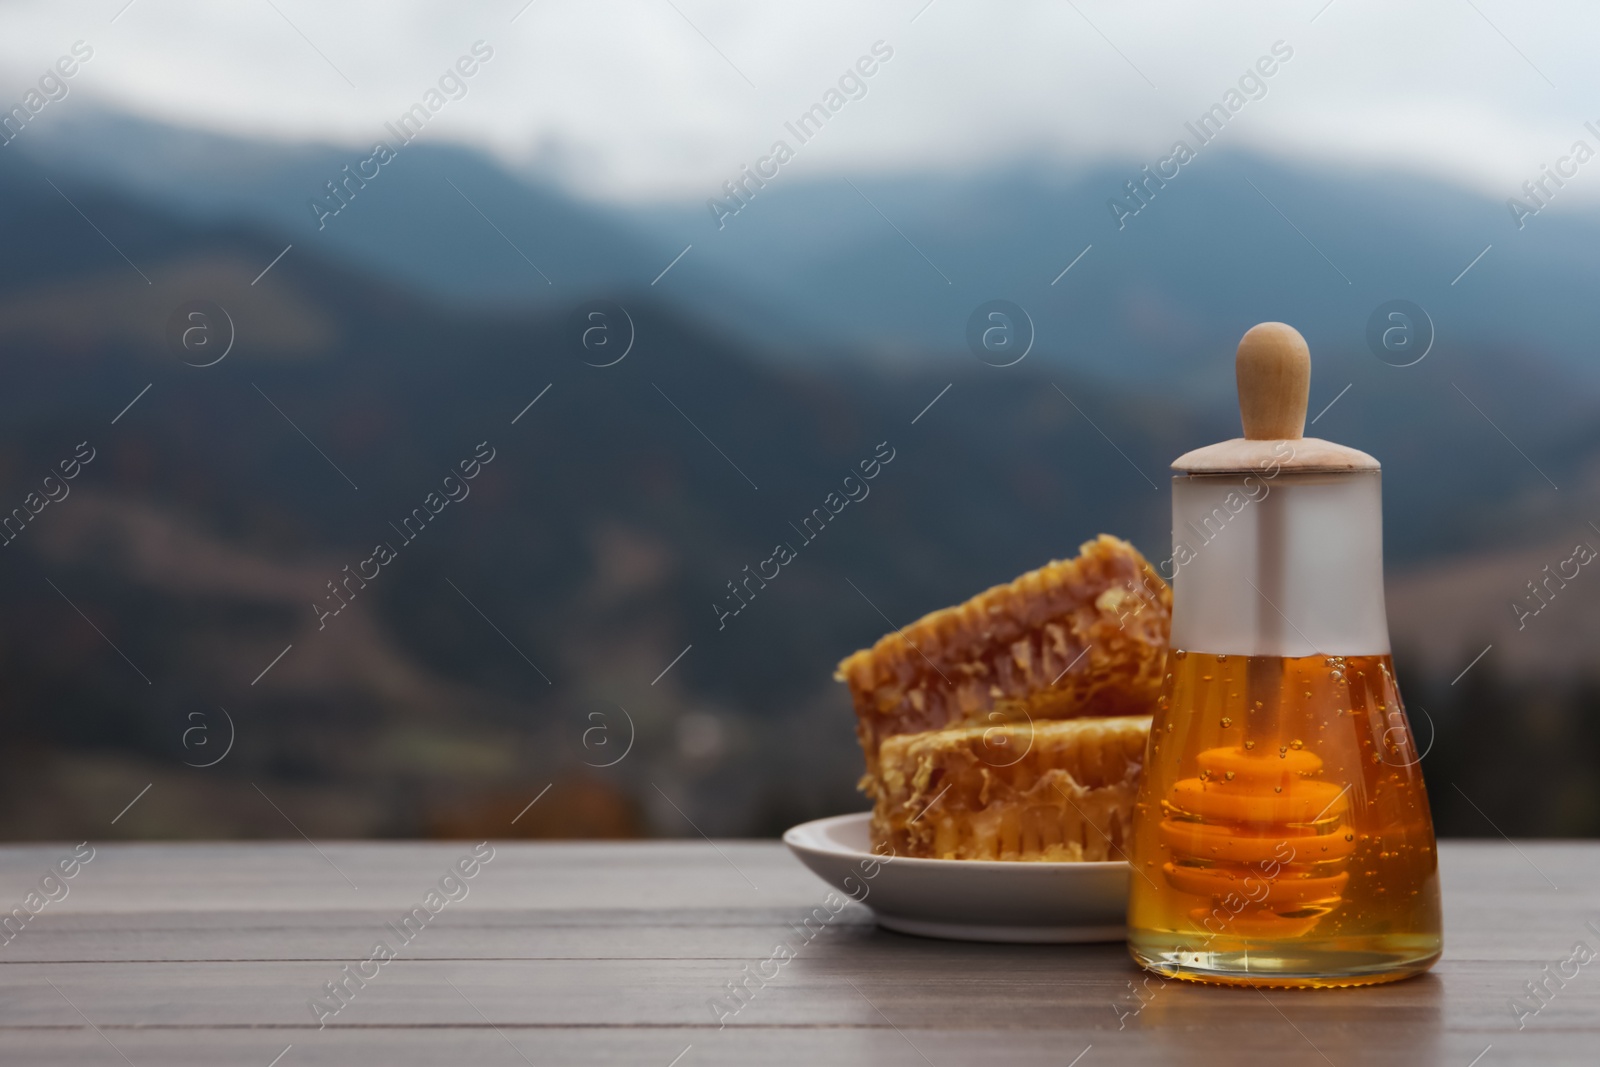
0;146;1192;842
1390;533;1600;683
15;111;827;357
23;110;1600;394
0;120;1595;840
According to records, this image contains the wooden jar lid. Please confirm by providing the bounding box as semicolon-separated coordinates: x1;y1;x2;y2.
1172;322;1379;474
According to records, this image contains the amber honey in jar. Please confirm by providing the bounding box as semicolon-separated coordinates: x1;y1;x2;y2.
1125;323;1442;987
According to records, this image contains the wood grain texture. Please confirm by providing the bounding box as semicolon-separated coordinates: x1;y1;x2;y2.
1170;435;1380;474
0;841;1594;1066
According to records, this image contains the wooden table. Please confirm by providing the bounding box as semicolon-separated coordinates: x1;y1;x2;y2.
0;840;1592;1066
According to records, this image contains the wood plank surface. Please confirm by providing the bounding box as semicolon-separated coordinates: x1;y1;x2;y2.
0;840;1592;1066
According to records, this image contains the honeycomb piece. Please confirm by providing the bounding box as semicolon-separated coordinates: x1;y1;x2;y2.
836;535;1170;796
874;716;1153;861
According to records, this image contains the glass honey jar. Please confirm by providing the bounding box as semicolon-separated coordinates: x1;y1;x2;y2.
1126;322;1442;987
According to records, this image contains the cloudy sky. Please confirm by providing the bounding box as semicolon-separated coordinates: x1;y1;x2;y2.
0;0;1595;206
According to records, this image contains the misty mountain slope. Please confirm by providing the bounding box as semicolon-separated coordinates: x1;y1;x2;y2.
26;111;1600;392
634;154;1600;388
16;111;828;353
2;123;1598;840
0;158;1218;839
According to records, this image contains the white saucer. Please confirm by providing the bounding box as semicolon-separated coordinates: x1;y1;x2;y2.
782;812;1130;943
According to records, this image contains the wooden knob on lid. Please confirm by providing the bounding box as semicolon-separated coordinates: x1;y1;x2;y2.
1172;320;1377;472
1236;322;1309;441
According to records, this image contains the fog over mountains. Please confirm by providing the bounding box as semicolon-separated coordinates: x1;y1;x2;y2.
19;113;1597;556
22;110;1600;385
2;110;1596;839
